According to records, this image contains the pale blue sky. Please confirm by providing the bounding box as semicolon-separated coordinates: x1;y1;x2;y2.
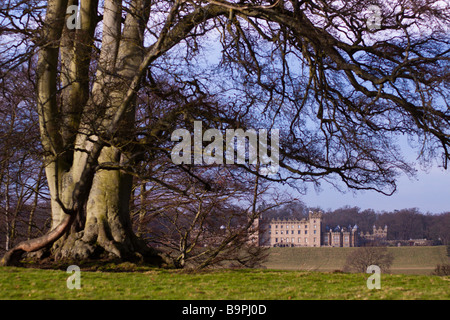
300;134;450;214
292;126;450;216
301;167;450;214
277;128;450;214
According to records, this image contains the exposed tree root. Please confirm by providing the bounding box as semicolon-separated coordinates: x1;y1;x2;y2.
1;214;167;268
0;214;74;266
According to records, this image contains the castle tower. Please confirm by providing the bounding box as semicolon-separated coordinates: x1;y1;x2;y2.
352;225;358;247
308;211;322;247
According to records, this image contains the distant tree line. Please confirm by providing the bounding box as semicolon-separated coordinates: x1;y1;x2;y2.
261;202;450;245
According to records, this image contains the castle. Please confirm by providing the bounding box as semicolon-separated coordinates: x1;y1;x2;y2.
259;211;387;247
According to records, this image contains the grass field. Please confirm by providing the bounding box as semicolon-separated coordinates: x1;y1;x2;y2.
0;246;448;300
264;246;449;274
0;266;449;300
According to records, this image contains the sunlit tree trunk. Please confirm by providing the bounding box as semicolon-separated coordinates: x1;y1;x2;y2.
46;0;153;261
1;0;154;264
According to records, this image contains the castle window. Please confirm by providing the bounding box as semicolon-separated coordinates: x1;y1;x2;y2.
305;230;308;235
275;238;278;243
314;230;316;234
281;230;283;235
298;230;301;234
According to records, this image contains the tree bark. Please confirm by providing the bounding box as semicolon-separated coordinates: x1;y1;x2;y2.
50;147;150;262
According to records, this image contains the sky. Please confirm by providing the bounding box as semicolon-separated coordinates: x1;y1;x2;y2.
297;136;450;215
300;167;450;214
274;128;450;214
186;3;449;214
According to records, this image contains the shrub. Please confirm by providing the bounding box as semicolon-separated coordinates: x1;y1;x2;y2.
433;264;450;276
343;246;394;273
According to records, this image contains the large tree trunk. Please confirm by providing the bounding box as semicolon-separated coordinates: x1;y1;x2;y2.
49;146;159;262
0;0;226;266
0;0;152;266
40;0;157;263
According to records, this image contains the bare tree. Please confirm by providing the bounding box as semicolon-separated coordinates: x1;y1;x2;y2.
0;64;47;254
343;246;394;273
133;164;287;269
0;0;448;266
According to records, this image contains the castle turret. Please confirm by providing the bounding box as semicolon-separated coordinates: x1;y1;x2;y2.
308;211;322;247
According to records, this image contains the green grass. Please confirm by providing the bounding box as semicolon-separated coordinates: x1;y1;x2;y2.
0;267;449;300
0;246;448;300
264;246;449;274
